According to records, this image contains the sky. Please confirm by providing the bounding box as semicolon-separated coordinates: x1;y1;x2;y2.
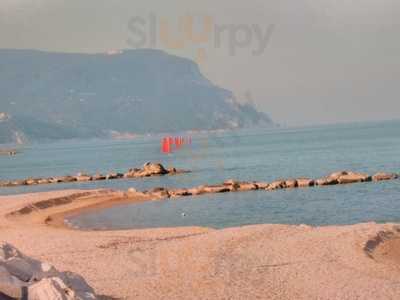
0;0;399;126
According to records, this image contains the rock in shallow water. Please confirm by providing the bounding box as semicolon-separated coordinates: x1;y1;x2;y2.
284;179;298;189
296;178;315;187
202;185;231;194
267;180;286;190
143;162;168;175
337;172;371;184
169;189;192;197
372;172;399;181
315;177;339;186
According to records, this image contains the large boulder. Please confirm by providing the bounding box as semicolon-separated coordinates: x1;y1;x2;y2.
0;242;97;300
28;277;74;300
0;265;25;299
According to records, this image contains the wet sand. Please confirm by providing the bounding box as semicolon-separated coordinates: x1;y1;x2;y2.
1;189;400;299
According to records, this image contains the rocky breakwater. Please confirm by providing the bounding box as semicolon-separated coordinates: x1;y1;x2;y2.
0;162;188;188
141;170;399;199
0;242;98;300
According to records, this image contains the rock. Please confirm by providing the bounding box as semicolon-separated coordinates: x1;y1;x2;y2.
255;182;270;189
106;173;123;180
337;172;371;184
125;168;148;178
75;175;92;182
92;174;106;181
49;177;61;184
60;271;96;297
372;172;399;181
2;257;35;282
223;179;238;185
237;182;259;191
31;262;59;282
327;171;349;180
0;265;25;299
37;178;51;185
148;187;170;198
297;178;315;187
284;179;298;189
0;180;11;187
28;277;75;300
315;177;339;186
167;167;177;173
0;243;98;300
137;170;152;177
10;180;26;186
315;171;354;186
25;178;39;185
0;242;20;261
188;187;206;195
169;189;192;197
202;185;231;194
124;172;134;178
0;243;58;283
267;180;286;190
223;180;241;190
143;162;168;175
51;176;77;184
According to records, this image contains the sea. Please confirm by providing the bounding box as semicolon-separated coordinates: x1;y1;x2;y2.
1;120;400;230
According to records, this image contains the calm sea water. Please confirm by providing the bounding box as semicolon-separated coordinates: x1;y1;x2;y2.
1;121;400;229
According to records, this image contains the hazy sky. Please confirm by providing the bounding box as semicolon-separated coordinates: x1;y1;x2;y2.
1;0;399;126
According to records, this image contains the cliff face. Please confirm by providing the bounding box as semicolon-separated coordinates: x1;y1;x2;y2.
0;49;272;144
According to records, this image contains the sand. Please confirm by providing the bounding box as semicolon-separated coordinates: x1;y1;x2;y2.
1;189;400;299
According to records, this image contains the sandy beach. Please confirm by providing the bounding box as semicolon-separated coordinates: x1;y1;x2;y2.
1;189;400;299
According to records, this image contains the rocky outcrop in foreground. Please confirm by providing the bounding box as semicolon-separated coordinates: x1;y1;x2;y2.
140;171;399;199
0;162;188;188
0;242;97;300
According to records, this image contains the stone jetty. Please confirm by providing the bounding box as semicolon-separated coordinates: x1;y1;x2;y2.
0;242;98;299
0;162;188;188
141;171;399;199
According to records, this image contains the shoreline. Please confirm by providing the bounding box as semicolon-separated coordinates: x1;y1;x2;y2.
3;168;399;231
2;189;400;299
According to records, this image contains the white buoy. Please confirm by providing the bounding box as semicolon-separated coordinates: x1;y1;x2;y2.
181;213;186;217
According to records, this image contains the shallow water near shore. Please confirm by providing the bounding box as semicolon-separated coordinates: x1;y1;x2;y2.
1;120;400;228
67;180;400;230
